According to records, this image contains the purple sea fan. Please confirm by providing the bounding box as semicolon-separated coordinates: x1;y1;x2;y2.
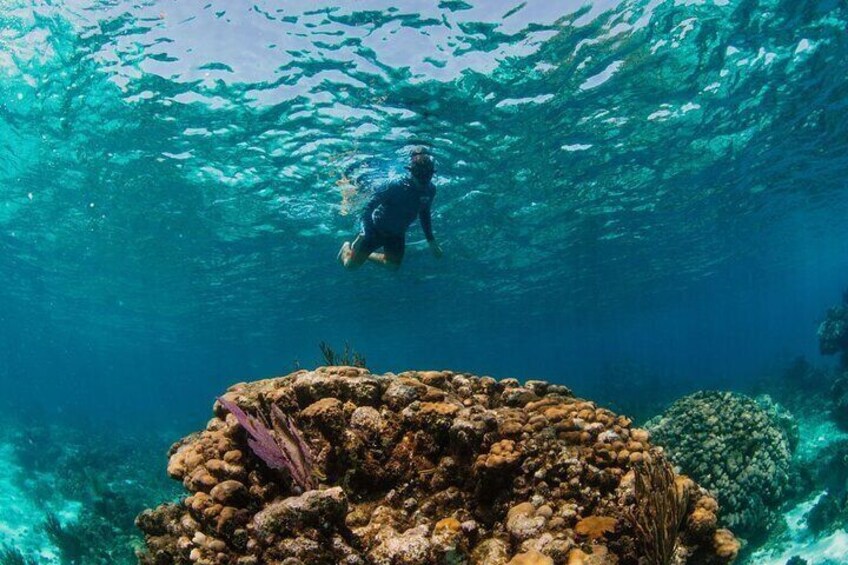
217;396;316;492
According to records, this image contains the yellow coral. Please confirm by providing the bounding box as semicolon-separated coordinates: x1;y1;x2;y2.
713;528;740;560
508;550;554;565
574;516;618;540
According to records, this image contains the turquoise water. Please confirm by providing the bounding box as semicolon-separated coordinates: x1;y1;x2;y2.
1;0;848;562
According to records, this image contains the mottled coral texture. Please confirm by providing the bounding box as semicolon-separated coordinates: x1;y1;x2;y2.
647;391;794;540
137;367;738;564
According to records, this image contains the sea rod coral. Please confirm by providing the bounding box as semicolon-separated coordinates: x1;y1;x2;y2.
136;366;739;564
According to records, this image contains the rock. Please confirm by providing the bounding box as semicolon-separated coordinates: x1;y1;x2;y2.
430;517;466;556
383;378;427;410
832;374;848;431
209;480;248;506
254;487;348;536
476;439;521;471
369;525;432;565
688;496;719;539
506;502;547;540
818;305;848;356
567;545;616;565
471;538;509;565
507;550;554;565
713;528;740;560
349;406;384;436
805;491;848;534
301;398;345;435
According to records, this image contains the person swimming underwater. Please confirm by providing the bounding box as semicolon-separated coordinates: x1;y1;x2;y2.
337;148;443;270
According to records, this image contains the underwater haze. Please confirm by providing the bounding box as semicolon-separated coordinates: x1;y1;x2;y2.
1;0;848;563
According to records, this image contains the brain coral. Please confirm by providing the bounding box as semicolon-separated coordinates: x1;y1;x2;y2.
646;391;794;540
136;367;738;564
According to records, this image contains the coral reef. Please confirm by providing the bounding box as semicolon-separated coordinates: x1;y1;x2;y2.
817;303;848;359
646;391;794;541
136;367;738;564
0;417;182;564
817;294;848;431
830;376;848;431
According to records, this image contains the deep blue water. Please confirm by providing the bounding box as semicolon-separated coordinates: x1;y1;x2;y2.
1;0;847;434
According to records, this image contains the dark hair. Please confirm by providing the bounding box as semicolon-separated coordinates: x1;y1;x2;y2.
409;147;434;181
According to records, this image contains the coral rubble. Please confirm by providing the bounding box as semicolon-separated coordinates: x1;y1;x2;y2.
646;391;794;541
136;367;738;564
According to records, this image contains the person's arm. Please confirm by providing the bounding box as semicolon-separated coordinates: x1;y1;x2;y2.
419;191;443;258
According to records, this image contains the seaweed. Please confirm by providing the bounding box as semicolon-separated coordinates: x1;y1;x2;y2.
44;512;85;563
319;341;367;368
0;546;37;565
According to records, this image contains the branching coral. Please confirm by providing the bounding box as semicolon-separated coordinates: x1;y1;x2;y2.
626;456;689;565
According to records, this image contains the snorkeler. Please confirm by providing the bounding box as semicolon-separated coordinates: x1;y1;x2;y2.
337;148;443;270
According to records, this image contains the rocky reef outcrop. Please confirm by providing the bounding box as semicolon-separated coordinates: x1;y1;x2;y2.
817;295;848;431
818;302;848;359
646;391;794;541
136;367;738;564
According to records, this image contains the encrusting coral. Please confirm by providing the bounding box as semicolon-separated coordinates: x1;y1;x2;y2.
136;367;738;564
646;391;794;541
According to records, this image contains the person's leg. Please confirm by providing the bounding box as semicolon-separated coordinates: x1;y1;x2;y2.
368;235;404;270
340;234;378;270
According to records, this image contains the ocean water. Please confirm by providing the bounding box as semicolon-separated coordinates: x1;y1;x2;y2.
1;0;847;563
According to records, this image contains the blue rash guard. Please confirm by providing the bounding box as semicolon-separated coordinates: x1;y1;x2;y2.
353;177;435;260
363;177;435;239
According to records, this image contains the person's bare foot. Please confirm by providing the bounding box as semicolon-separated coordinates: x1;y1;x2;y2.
337;241;351;265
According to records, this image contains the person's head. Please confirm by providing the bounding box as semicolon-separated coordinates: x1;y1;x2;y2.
408;147;435;184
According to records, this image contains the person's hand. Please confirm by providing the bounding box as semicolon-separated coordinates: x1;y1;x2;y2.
429;240;444;258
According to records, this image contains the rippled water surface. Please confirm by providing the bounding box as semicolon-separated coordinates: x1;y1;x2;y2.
1;0;847;417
